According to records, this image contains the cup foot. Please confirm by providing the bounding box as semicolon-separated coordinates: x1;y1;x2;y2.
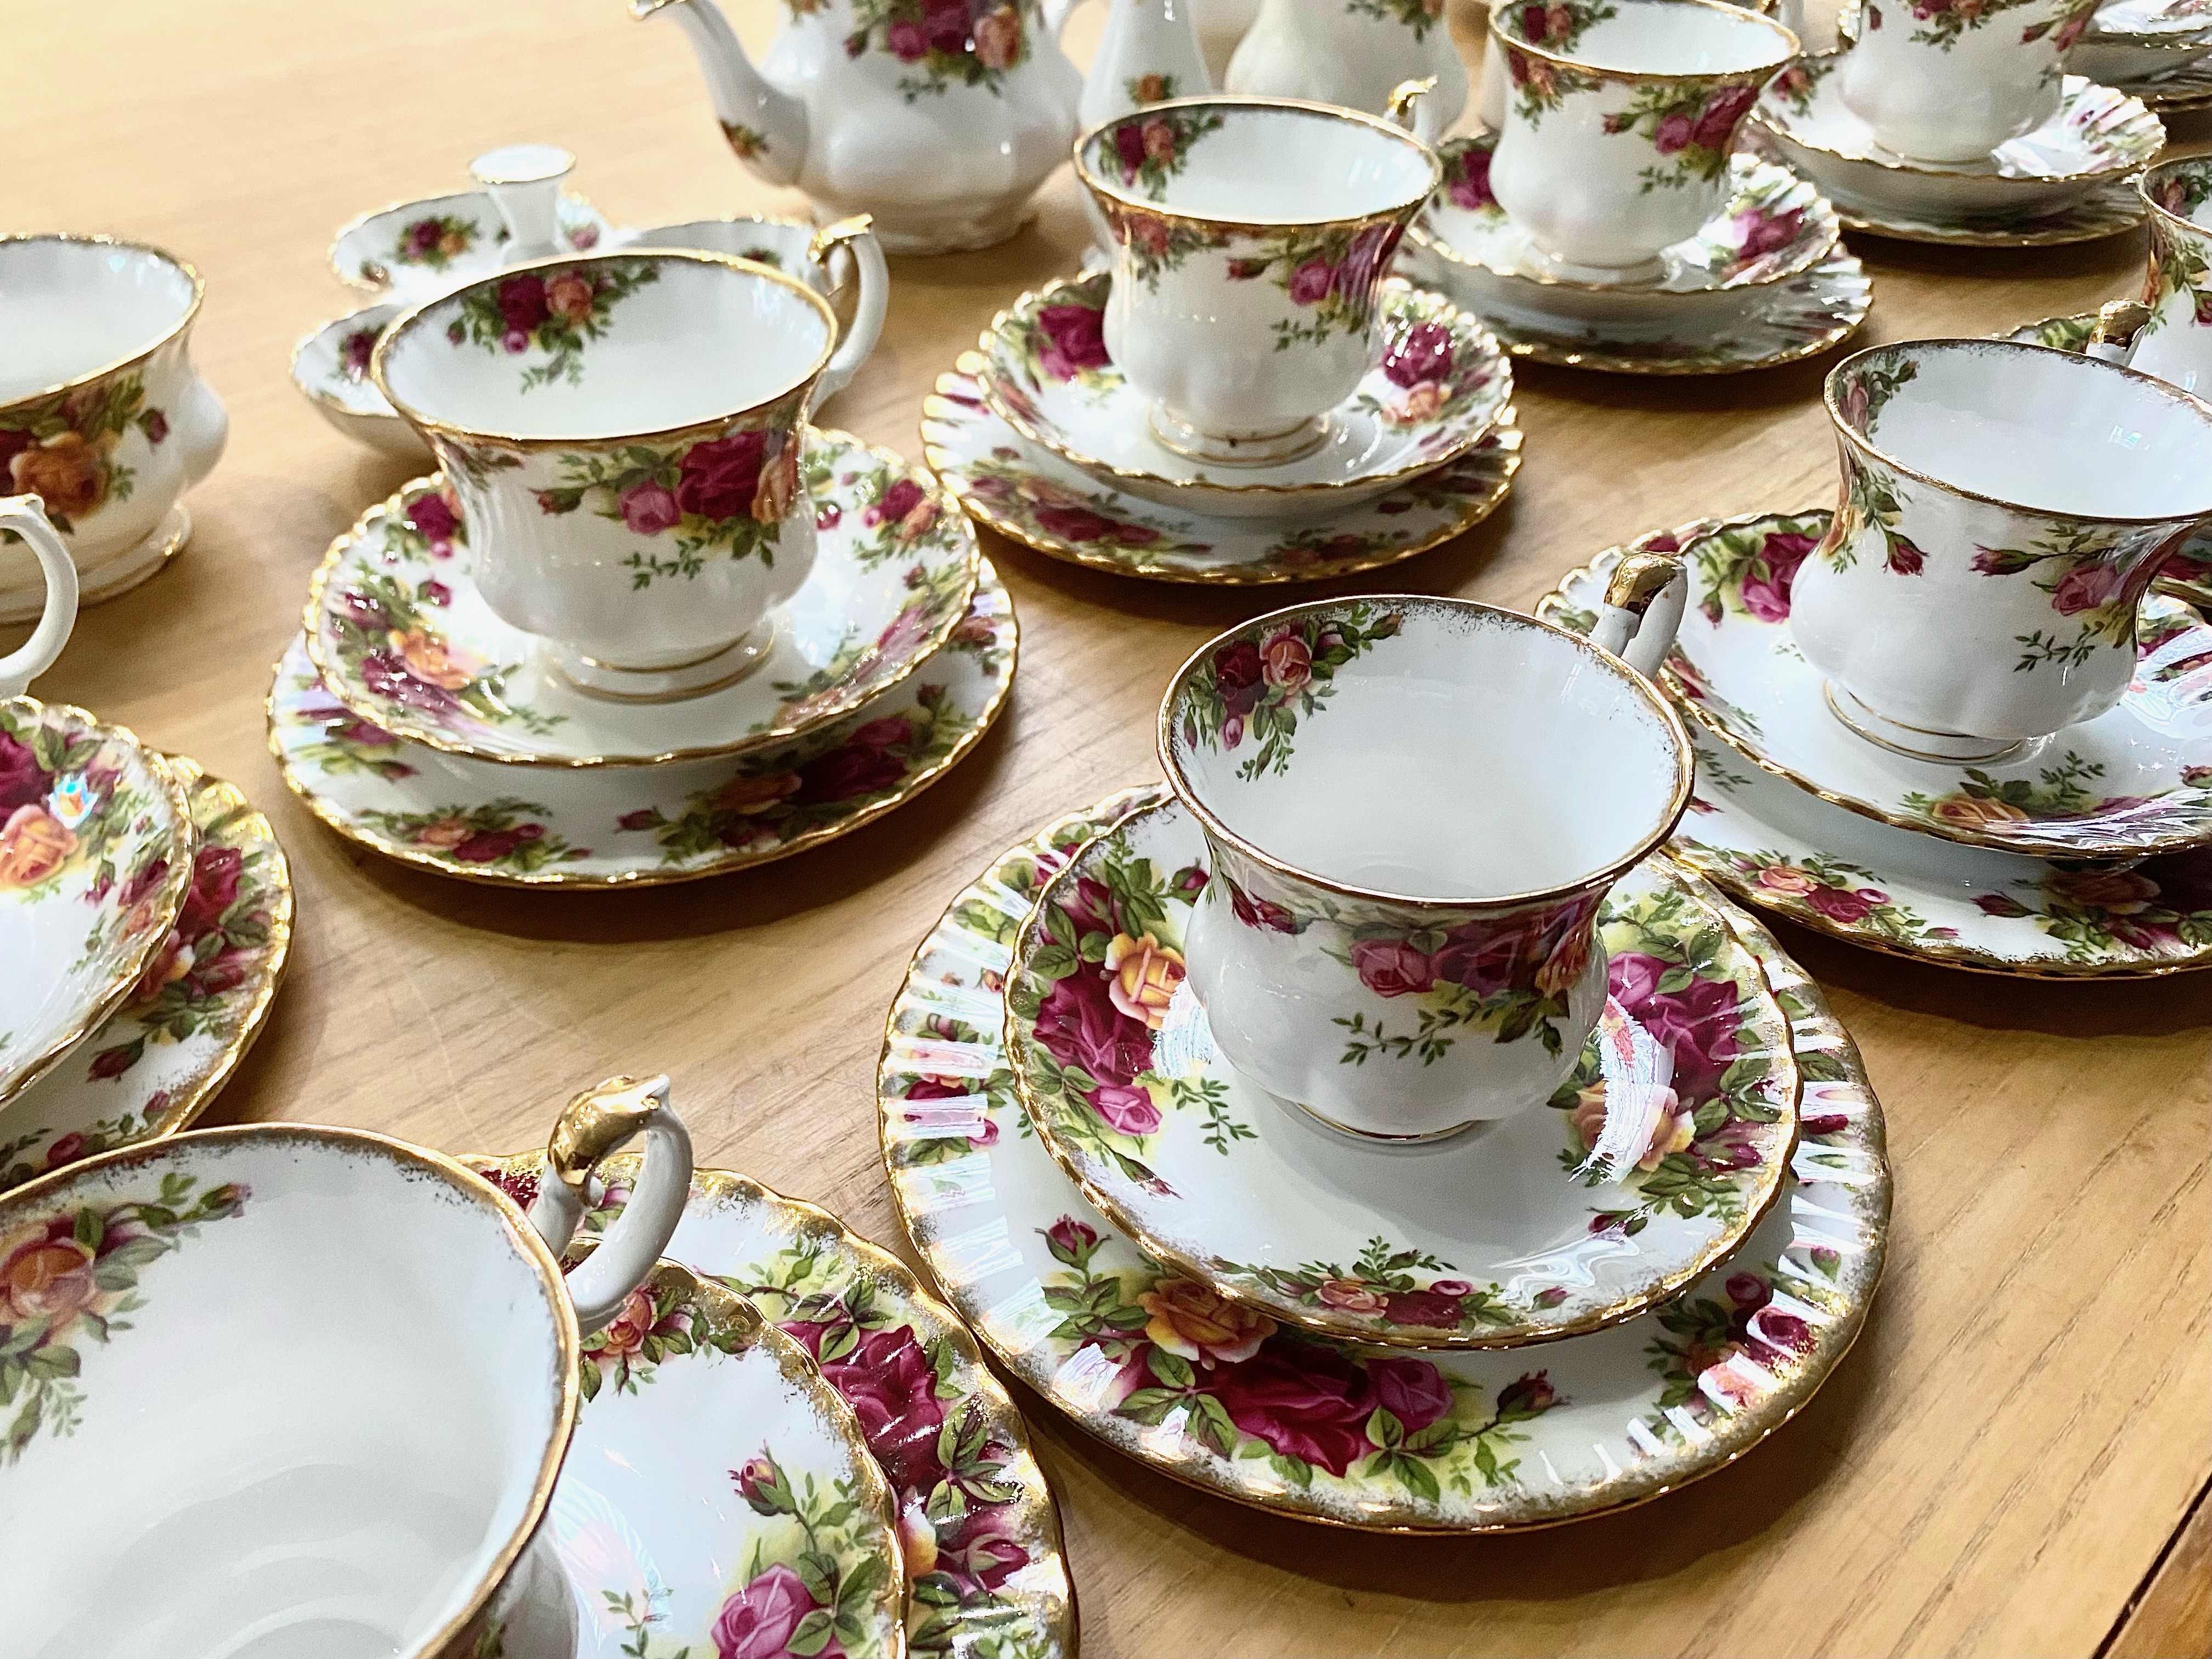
555;616;780;703
1822;680;2034;764
1289;1097;1489;1145
1515;245;1669;288
0;504;190;624
1148;404;1330;468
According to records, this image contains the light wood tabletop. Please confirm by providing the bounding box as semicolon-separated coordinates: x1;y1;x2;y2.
9;1;2209;1653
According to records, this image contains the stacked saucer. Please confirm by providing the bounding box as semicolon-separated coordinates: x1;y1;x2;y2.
2068;0;2212;111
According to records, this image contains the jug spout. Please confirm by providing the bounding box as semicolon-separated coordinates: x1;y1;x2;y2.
633;0;808;188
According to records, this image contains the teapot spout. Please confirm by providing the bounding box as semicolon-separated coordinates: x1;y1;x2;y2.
632;0;808;188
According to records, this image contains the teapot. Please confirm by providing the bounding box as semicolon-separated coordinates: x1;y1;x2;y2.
635;0;1083;254
1224;0;1466;138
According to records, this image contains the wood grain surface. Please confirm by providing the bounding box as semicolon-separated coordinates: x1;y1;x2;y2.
7;2;2208;1654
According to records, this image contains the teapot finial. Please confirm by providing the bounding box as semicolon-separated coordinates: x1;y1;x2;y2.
633;0;808;188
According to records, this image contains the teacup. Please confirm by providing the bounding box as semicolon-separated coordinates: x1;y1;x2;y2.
0;496;80;697
1073;94;1440;467
1792;338;2212;761
0;1074;693;1658
2084;156;2212;399
0;234;227;606
1486;0;1798;282
1839;0;2094;163
374;240;876;701
1156;566;1691;1141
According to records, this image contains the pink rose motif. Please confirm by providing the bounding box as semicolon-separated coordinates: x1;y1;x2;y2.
1607;951;1743;1099
1289;258;1336;306
1886;536;1926;576
711;1563;818;1659
972;3;1023;69
1448;145;1496;213
1654;111;1696;154
1755;865;1820;898
944;1508;1031;1595
1383;320;1453;391
676;430;771;522
1805;885;1880;924
1690;84;1757;153
1734;206;1803;261
1207;1345;1378;1476
1738;530;1817;623
1333;224;1399;300
1836;377;1872;432
1317;1278;1388;1313
1368;1356;1453;1432
1091;1081;1163;1136
618;481;680;535
1351;937;1433;998
887;17;928;58
1141;117;1177;163
2051;560;2124;616
1034;302;1110;381
1228;879;1297;933
1259;627;1312;691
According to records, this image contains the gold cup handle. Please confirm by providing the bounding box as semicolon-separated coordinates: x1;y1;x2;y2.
527;1074;694;1335
1589;550;1688;680
805;215;887;403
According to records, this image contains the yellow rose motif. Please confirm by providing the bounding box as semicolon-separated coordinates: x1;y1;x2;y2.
1104;932;1184;1029
388;627;477;691
9;431;109;521
412;816;475;849
710;771;801;815
751;439;800;524
545;270;596;325
1533;923;1593;998
1929;793;2030;831
0;803;77;888
898;1498;939;1580
1571;1082;1692;1171
2043;866;2160;915
1386;382;1448;426
1138;1277;1275;1365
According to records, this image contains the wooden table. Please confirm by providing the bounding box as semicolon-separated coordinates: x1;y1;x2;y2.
11;1;2209;1652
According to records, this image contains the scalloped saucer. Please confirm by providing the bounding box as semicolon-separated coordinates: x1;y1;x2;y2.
1539;543;2212;978
878;785;1892;1532
2113;54;2212;112
1002;796;1800;1352
0;504;194;625
975;275;1510;521
304;433;980;769
331;185;612;302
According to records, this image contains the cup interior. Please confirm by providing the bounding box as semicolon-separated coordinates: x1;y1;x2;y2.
377;251;831;441
3;1131;569;1658
0;237;197;404
1164;602;1685;902
1500;0;1796;74
2146;156;2212;234
1836;341;2212;520
1081;101;1435;223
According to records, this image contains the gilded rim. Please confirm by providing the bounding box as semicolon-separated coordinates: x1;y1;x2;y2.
1827;185;2147;246
1155;593;1695;910
1001;794;1802;1349
1071;93;1442;233
2127;61;2212;113
289;301;402;419
2142;153;2212;238
0;699;196;1113
0;233;205;412
326;184;607;295
977;274;1511;503
1490;0;1798;83
877;784;1893;1534
461;1151;1079;1654
272;561;1016;889
298;436;983;770
0;1120;580;1648
923;359;1525;584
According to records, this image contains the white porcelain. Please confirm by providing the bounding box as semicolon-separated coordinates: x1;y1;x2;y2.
374;248;872;702
1074;95;1440;466
0;1078;693;1658
1486;0;1798;281
2095;0;2212;33
1226;0;1468;140
1841;0;2092;161
2085;156;2212;397
2070;2;2212;84
291;303;437;462
0;235;227;609
470;143;577;262
1794;338;2212;760
331;186;613;302
1080;0;1211;126
1155;588;1691;1140
636;0;1083;255
0;498;76;696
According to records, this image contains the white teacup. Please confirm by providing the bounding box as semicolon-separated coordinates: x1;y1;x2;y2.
0;234;228;608
1073;94;1440;467
2084;156;2212;399
0;1075;693;1659
1486;0;1798;282
375;241;877;701
1156;567;1691;1141
1839;0;2093;163
1792;338;2212;761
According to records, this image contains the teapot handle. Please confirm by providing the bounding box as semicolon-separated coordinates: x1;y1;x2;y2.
808;216;889;403
524;1074;694;1334
0;496;80;699
1587;549;1686;680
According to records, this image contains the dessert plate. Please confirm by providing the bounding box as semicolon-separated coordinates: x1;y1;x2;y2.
1003;797;1799;1350
0;759;292;1193
270;560;1014;888
923;364;1522;583
978;273;1511;520
1540;548;2212;977
331;185;611;301
460;1153;1077;1658
0;698;194;1110
879;786;1892;1532
1643;508;2212;859
305;432;980;768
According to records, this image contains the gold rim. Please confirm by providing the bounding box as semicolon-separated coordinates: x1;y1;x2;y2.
271;562;1016;889
1155;594;1694;909
977;274;1510;503
298;436;982;770
369;247;838;450
923;360;1524;584
0;234;205;412
1490;0;1797;83
1826;183;2147;246
1001;795;1802;1350
327;184;606;295
289;301;403;418
2131;64;2212;113
0;1120;581;1645
1072;93;1441;232
2141;153;2212;237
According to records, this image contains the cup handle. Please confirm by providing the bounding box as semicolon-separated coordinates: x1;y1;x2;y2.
2085;298;2151;368
524;1073;694;1335
1385;76;1441;143
808;216;888;404
0;496;81;698
1587;549;1686;680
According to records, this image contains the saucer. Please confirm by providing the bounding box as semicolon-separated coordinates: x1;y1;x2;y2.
923;363;1522;583
0;697;194;1110
2072;20;2212;87
1410;138;1841;326
304;431;981;768
0;759;292;1193
458;1153;1076;1657
270;561;1014;888
880;785;1892;1531
0;504;194;625
1539;550;2212;977
1633;508;2212;860
1750;57;2160;236
977;273;1511;520
288;303;433;463
331;185;612;301
1003;796;1799;1350
2113;55;2212;113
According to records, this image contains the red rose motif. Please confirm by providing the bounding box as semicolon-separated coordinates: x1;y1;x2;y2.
1382;1287;1465;1327
811;1326;948;1493
1288;259;1336;306
1368;1356;1453;1432
1033;968;1153;1092
793;738;907;804
1886;536;1926;577
453;823;542;864
1739;530;1817;623
1383;320;1454;390
496;274;549;336
945;1508;1030;1594
1805;885;1878;924
1654;111;1696;154
1227;879;1297;933
1032;502;1155;545
1207;1344;1377;1477
923;0;970;54
676;430;772;523
1607;951;1743;1099
1690;84;1756;153
1448;145;1496;212
886;16;928;57
1352;936;1433;998
1211;640;1267;716
0;732;52;812
406;492;459;548
1736;206;1803;261
1333;224;1399;300
1035;303;1110;381
2051;560;2124;616
866;477;926;528
176;845;244;941
1430;916;1525;998
711;1562;818;1659
1114;122;1147;178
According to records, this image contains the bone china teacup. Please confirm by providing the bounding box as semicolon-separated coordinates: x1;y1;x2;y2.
1073;95;1441;467
2084;156;2212;399
1839;0;2093;163
1486;0;1798;281
0;1074;693;1659
374;241;876;701
1791;338;2212;760
1156;569;1692;1142
0;234;228;606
